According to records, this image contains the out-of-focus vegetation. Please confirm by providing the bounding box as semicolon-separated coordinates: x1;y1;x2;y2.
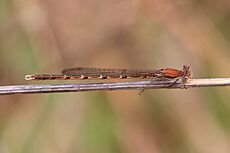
1;0;230;153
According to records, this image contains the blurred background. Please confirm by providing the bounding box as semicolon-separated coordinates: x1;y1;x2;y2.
1;0;230;152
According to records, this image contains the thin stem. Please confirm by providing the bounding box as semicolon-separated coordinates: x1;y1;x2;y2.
0;78;230;95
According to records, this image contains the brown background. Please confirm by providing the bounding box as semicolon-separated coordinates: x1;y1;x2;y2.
1;0;230;152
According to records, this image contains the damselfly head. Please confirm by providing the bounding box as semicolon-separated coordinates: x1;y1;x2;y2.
182;65;192;79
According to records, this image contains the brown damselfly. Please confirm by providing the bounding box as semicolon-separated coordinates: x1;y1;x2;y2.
25;65;191;88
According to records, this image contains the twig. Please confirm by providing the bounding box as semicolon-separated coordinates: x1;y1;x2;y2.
0;78;230;95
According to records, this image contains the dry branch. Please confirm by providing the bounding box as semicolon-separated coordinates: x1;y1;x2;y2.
0;78;230;95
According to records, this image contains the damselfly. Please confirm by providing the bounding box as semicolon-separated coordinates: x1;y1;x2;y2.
25;65;191;88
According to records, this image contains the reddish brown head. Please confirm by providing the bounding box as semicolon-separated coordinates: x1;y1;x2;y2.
181;65;192;80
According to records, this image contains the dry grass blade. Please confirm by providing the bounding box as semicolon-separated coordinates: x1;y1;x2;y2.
0;78;230;95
